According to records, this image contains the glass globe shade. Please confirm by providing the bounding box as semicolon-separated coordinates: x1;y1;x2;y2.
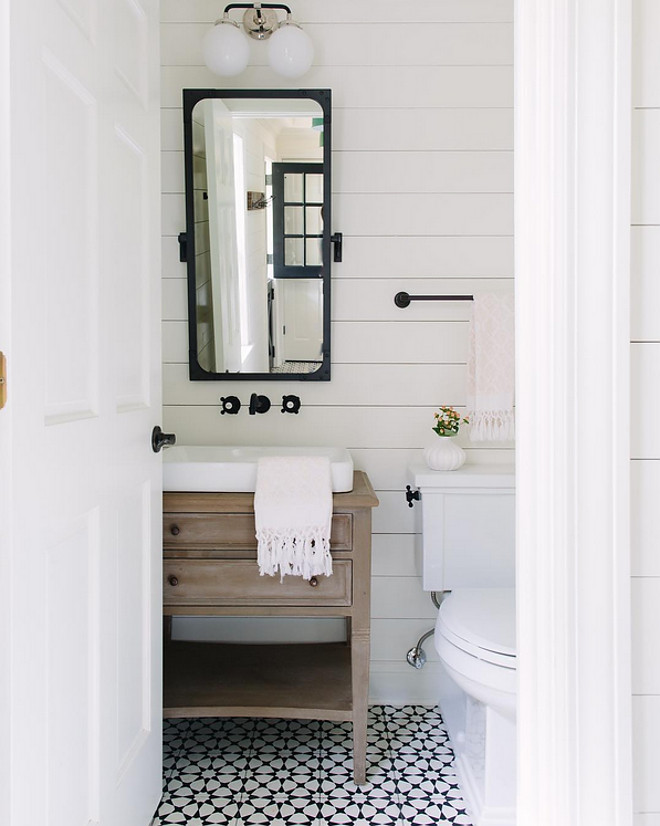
267;23;314;79
202;21;250;77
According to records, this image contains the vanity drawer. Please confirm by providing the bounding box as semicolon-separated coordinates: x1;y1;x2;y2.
163;512;353;551
163;559;352;607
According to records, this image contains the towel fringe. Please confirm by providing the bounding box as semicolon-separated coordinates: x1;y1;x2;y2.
256;526;332;581
469;409;515;442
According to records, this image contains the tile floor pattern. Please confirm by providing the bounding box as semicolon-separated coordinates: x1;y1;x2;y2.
155;705;473;826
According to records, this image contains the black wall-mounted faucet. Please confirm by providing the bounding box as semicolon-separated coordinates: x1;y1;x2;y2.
249;393;271;415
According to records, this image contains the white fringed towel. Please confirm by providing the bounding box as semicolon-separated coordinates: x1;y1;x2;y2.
254;455;333;580
467;291;515;441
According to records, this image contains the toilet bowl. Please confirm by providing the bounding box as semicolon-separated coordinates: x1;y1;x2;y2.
435;588;517;826
435;587;516;718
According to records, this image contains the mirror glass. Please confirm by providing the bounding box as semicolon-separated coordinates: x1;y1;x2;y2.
183;90;331;381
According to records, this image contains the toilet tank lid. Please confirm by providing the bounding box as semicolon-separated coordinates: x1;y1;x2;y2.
439;588;516;656
410;463;515;490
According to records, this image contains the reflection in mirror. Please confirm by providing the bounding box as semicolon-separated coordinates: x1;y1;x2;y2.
183;89;331;381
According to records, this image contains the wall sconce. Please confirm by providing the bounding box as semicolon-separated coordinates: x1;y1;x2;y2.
203;2;314;79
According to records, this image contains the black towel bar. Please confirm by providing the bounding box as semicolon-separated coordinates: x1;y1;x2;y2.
394;291;474;308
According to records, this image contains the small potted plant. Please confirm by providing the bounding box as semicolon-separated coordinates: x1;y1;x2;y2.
424;406;470;471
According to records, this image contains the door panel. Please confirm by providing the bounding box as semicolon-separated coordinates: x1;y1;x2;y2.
47;513;101;825
42;49;99;423
7;0;162;824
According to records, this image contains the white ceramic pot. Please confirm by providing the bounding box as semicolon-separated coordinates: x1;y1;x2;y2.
424;437;466;471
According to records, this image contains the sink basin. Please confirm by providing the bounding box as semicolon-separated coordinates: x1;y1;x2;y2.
163;446;354;493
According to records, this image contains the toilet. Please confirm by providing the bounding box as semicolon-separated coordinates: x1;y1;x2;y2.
410;464;516;826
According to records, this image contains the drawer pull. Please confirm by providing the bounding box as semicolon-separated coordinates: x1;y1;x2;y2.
170;525;180;536
168;575;179;587
309;577;319;587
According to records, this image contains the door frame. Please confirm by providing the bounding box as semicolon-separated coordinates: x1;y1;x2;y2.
0;0;10;821
515;1;633;824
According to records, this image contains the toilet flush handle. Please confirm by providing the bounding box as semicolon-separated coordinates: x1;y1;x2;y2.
405;485;420;508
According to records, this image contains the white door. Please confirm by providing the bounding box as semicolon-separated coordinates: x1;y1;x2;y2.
2;0;162;824
280;279;324;362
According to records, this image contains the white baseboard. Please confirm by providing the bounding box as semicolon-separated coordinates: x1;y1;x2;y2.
369;661;443;705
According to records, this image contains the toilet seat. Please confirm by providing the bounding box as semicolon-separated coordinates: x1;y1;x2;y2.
436;588;516;670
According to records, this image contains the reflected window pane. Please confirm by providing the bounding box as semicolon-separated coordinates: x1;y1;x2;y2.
305;174;323;202
284;173;303;202
285;238;304;266
306;206;323;235
306;238;323;266
284;206;304;235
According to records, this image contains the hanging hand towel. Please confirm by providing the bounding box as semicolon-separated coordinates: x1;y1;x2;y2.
254;455;333;580
467;291;515;441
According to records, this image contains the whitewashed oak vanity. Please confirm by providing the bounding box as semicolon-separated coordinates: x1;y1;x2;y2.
162;472;378;784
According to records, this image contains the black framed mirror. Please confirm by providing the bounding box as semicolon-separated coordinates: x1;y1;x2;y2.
181;88;332;381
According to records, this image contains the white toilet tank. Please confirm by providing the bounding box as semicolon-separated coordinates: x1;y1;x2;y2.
410;464;515;592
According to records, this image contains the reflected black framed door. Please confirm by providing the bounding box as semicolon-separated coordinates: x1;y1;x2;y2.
272;163;324;279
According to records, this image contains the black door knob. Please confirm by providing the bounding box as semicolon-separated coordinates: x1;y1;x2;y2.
152;426;176;453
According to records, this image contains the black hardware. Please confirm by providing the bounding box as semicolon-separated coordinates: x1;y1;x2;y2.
168;575;179;587
394;291;474;309
405;485;421;508
177;232;188;263
330;232;343;263
220;395;241;415
170;525;180;536
249;393;271;415
309;577;319;587
152;426;176;453
281;394;301;414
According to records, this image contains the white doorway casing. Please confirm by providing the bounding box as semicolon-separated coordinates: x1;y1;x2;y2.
515;1;633;825
0;0;11;822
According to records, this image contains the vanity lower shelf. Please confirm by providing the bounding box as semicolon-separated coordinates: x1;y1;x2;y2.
163;640;352;720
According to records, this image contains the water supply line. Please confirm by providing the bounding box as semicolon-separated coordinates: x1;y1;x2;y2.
406;590;448;670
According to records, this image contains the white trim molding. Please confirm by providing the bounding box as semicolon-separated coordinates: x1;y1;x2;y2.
515;1;632;825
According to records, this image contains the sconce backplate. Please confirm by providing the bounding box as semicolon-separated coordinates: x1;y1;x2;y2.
242;7;278;39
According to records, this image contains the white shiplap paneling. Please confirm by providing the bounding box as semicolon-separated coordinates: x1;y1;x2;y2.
632;1;660;818
160;2;513;703
160;66;513;109
631;226;660;341
160;1;514;25
160;22;513;68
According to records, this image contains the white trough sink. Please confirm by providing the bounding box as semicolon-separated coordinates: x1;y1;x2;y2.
163;445;354;493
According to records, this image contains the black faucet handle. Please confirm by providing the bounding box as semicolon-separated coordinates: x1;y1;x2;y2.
220;395;241;415
281;395;301;414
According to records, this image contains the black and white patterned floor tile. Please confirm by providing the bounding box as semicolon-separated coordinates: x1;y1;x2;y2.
154;706;473;826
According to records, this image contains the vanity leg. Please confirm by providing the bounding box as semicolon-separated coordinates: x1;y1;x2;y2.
352;631;370;785
351;508;373;785
163;614;172;643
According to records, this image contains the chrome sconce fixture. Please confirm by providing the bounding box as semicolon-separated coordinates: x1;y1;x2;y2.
203;2;314;79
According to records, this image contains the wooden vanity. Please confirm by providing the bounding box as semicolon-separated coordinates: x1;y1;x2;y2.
162;471;378;784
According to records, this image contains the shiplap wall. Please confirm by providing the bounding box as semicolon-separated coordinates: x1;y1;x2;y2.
160;0;514;702
631;1;660;821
